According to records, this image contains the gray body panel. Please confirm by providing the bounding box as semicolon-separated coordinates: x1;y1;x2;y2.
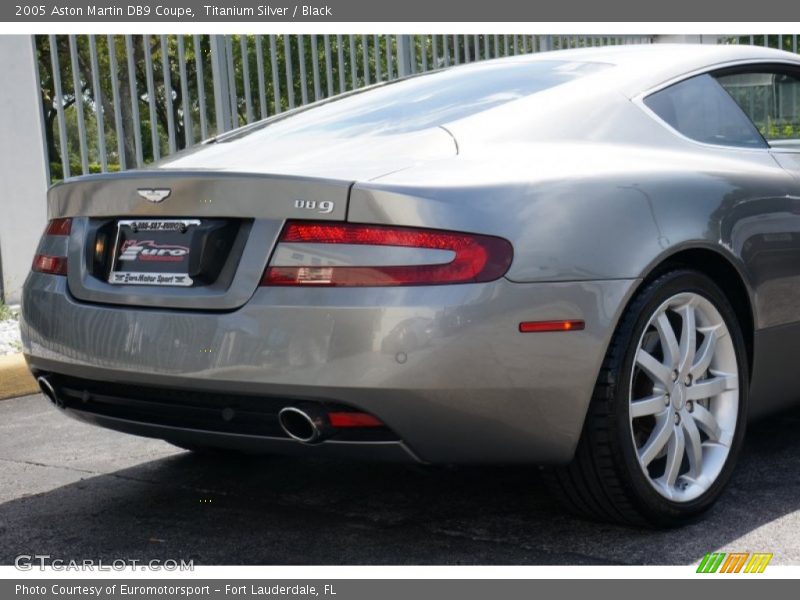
21;44;800;462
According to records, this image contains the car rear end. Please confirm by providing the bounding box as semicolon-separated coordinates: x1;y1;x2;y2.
21;166;636;465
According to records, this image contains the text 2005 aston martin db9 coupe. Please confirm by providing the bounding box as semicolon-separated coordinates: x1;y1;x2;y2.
22;44;800;526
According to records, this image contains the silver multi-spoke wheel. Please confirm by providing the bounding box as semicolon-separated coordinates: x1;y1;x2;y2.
551;271;747;525
629;292;739;502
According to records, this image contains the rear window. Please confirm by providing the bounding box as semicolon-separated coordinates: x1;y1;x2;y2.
644;74;767;148
221;60;610;140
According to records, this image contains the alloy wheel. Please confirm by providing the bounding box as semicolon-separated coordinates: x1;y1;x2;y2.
629;292;739;502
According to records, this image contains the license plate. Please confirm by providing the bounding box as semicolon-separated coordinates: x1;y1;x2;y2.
108;219;201;287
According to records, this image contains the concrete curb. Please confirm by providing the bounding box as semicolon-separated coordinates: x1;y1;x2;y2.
0;353;38;400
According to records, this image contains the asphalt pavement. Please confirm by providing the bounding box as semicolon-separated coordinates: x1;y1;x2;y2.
1;394;799;565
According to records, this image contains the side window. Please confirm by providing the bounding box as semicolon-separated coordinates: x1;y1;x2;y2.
715;70;800;149
644;74;767;148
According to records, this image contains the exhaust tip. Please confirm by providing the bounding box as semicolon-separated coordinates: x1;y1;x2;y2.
278;406;324;443
37;376;63;408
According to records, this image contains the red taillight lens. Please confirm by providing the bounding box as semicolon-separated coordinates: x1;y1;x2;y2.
34;219;71;275
328;412;385;428
261;221;513;287
32;254;68;276
45;218;72;236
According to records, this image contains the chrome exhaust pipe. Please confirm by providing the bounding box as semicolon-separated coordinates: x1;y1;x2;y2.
37;376;63;408
278;405;330;444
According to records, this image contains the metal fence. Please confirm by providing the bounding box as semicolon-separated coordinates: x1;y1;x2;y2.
723;34;799;52
35;34;653;182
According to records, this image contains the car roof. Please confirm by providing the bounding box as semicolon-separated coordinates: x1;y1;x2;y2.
508;43;800;96
440;44;800;151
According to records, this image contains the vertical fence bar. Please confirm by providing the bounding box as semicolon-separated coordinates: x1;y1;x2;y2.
349;35;357;88
124;35;143;167
269;35;281;114
298;34;309;105
194;35;209;140
396;35;411;77
284;35;295;109
160;35;177;154
177;35;193;147
225;36;238;128
386;35;393;80
107;35;126;170
324;35;334;95
240;36;254;124
311;35;322;101
421;36;428;71
443;34;450;67
88;35;108;171
254;35;267;119
409;35;417;74
209;35;231;133
463;34;470;62
432;34;439;69
452;35;459;65
143;35;160;161
49;35;70;178
361;35;370;85
68;35;89;173
337;35;346;92
374;34;382;81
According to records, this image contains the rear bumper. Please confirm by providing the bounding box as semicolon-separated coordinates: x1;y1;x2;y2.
21;273;638;464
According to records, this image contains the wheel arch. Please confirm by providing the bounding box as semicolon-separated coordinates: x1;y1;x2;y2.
634;245;755;376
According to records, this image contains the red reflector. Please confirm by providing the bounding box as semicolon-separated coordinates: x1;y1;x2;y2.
32;254;68;276
261;221;513;287
519;320;585;333
45;218;72;236
328;412;384;428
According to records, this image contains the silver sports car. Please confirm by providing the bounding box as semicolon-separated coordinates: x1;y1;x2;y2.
22;44;800;527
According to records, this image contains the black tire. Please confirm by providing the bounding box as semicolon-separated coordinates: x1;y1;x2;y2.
546;269;749;527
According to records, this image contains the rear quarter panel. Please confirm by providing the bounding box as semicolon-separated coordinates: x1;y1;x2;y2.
351;142;800;418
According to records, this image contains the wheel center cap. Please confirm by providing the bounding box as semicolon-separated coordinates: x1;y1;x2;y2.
672;384;686;410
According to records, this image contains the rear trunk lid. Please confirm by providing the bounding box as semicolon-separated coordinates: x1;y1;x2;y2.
52;171;352;311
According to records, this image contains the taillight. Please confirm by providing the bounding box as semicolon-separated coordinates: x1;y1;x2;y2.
32;254;68;275
32;218;72;276
261;221;513;287
45;218;72;236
